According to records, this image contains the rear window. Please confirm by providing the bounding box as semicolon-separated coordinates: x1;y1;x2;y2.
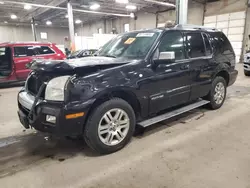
34;46;55;55
14;46;36;57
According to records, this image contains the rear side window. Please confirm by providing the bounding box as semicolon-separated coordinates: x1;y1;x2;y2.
209;32;234;54
34;46;55;55
186;33;205;58
14;46;36;57
202;33;212;56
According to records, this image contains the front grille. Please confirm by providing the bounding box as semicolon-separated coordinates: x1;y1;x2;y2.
27;74;45;97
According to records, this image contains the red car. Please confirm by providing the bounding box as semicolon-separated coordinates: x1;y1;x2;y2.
0;42;66;85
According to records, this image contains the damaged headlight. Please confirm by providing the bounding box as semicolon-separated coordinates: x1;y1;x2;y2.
45;76;70;101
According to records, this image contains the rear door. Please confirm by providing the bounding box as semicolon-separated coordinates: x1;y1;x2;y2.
185;32;213;100
13;46;36;80
33;45;58;60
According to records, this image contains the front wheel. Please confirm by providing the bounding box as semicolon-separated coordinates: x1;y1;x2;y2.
84;98;136;154
207;76;227;110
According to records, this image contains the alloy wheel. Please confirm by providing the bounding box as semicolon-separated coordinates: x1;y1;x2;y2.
98;108;130;146
214;82;225;105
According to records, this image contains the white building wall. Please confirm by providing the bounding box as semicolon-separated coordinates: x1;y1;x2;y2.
204;0;248;62
188;0;204;25
205;0;246;16
0;25;69;44
244;8;250;53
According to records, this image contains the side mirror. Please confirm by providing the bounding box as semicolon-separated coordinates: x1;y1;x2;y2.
159;51;175;60
153;51;175;66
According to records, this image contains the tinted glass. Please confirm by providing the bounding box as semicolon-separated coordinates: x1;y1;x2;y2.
34;46;54;55
14;46;36;57
0;47;11;70
186;33;205;58
202;33;212;55
158;31;185;60
209;32;233;54
26;46;36;56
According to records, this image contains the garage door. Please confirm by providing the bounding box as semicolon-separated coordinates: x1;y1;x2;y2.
204;11;246;63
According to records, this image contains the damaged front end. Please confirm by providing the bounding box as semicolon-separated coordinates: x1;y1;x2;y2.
17;57;126;135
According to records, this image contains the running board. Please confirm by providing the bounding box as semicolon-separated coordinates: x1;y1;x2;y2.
138;99;210;128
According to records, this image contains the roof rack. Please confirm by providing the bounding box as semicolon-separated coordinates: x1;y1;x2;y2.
175;24;218;31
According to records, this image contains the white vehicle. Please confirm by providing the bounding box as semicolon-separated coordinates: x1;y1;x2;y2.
244;51;250;76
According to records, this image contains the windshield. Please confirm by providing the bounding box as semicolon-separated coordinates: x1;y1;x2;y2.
98;31;160;58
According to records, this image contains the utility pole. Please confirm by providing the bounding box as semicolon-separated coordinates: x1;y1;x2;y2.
31;17;37;41
176;0;188;24
67;0;75;52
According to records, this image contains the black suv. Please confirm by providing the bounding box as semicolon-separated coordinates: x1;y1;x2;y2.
18;25;238;154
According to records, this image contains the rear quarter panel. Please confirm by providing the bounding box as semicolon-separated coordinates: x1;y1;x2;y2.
12;46;32;80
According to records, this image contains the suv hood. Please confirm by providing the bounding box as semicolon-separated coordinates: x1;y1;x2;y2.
29;56;128;75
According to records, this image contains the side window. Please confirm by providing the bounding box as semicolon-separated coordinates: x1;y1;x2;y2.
26;46;36;56
186;33;205;58
202;33;212;55
14;46;36;57
209;32;233;54
220;33;233;52
14;47;26;57
34;46;55;55
158;31;185;60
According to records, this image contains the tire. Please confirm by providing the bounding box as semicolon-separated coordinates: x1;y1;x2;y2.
84;98;136;154
244;70;250;76
207;76;227;110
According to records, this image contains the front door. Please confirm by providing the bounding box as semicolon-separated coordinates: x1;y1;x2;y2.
13;46;36;80
148;31;191;114
0;46;12;78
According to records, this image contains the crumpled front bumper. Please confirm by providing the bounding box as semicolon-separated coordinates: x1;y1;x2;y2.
17;90;95;136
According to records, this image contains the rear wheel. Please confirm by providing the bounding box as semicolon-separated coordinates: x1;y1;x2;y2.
84;98;136;154
244;70;250;76
206;76;227;110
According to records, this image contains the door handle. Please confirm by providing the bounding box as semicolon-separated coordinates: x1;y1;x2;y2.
180;64;190;70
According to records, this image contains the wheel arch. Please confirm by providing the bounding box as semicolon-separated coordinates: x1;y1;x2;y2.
83;88;142;130
213;62;231;86
214;70;230;86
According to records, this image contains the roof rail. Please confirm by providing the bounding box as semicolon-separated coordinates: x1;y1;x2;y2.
175;24;218;31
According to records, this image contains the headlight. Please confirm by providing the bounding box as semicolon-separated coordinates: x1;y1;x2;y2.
45;76;70;101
